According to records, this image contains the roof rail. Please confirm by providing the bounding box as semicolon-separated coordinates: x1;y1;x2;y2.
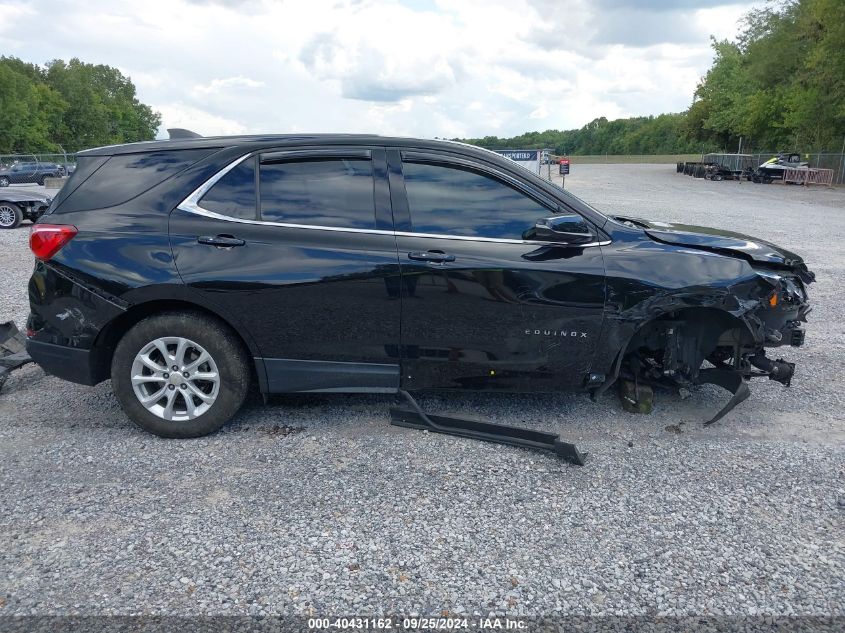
167;128;203;140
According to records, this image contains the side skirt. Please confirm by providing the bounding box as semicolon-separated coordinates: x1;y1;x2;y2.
258;358;400;394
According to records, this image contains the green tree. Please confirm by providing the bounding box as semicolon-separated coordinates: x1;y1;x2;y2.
689;0;845;151
45;59;161;152
0;56;160;154
0;59;67;153
460;0;844;157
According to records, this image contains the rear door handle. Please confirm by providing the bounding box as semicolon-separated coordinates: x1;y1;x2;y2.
408;250;455;263
197;234;245;248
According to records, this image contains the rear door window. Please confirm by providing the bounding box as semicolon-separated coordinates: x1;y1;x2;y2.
258;157;375;229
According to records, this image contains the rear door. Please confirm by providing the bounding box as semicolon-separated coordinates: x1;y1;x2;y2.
170;146;402;393
390;149;606;392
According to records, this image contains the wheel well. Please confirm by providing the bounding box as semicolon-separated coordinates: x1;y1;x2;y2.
622;307;755;383
92;300;258;384
626;307;752;348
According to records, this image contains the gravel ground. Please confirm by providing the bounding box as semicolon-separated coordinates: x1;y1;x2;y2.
0;168;843;621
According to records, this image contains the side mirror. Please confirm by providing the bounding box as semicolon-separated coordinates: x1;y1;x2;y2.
525;214;594;245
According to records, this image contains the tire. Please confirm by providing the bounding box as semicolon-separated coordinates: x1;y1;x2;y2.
0;202;23;229
713;174;723;181
111;311;250;438
0;177;9;187
38;176;46;186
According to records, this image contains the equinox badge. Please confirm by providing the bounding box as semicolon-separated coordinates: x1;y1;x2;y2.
526;329;588;338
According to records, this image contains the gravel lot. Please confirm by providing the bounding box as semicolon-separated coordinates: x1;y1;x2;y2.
0;167;843;621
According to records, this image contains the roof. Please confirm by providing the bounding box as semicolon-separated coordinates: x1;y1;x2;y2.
77;134;485;157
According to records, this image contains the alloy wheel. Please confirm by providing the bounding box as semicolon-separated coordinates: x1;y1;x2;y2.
130;336;220;422
0;177;9;187
0;205;17;227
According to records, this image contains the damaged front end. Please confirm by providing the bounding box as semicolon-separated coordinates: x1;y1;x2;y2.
625;267;812;423
608;220;815;424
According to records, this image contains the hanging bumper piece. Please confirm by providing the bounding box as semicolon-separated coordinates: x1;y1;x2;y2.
391;390;587;465
695;368;751;426
0;321;33;394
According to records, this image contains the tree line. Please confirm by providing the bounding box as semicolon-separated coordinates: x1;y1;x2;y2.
458;0;845;155
0;57;161;154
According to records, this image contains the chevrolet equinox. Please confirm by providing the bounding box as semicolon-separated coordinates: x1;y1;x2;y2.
25;134;813;437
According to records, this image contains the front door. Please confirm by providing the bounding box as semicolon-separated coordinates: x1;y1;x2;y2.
170;146;402;393
390;150;606;392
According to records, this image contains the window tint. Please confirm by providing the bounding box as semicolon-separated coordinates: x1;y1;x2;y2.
259;158;375;229
55;148;216;214
199;158;256;220
45;156;109;215
402;162;550;239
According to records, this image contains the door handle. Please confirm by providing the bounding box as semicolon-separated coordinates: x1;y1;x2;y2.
408;250;455;263
197;234;245;248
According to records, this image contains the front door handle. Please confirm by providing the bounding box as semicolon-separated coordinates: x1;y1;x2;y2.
408;250;456;263
197;234;245;248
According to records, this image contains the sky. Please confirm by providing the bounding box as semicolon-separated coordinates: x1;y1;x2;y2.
0;0;763;139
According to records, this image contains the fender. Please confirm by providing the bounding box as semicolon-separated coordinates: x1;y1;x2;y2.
93;283;269;391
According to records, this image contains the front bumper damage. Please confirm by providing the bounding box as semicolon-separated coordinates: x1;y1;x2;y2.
696;269;811;423
617;265;814;425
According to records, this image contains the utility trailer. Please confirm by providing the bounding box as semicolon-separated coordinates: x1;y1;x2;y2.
702;153;756;181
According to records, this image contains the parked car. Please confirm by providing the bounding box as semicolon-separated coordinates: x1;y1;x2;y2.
0;161;63;186
25;134;813;438
0;189;52;229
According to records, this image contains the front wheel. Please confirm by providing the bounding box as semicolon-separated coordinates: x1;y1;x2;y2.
0;177;9;187
111;311;250;438
0;202;23;229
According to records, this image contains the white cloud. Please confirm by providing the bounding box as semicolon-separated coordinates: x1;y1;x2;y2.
0;0;766;141
153;103;248;137
193;76;265;96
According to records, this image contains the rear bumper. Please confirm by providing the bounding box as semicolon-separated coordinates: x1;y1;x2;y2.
26;339;109;386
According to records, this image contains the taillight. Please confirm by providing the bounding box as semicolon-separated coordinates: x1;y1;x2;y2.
30;224;78;261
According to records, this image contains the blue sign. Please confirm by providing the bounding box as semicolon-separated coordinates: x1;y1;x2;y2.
495;150;539;162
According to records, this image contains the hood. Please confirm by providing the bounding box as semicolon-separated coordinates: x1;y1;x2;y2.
615;216;814;281
0;189;52;203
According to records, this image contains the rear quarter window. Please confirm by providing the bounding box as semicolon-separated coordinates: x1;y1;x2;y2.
52;148;216;214
198;157;257;220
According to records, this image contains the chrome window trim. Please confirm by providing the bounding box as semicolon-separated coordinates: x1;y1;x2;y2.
176;153;611;248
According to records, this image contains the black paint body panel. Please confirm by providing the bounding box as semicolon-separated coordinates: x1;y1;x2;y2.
394;234;606;391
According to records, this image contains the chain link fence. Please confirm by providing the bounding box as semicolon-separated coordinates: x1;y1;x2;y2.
0;152;76;172
536;152;845;185
3;149;843;184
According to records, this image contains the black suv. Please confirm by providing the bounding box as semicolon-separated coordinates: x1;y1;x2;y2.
0;161;63;187
26;134;813;438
